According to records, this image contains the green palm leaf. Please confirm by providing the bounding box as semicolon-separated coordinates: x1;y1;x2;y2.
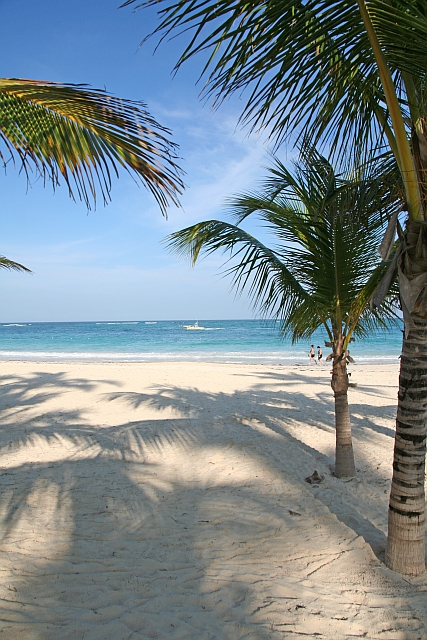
0;78;184;214
0;256;31;273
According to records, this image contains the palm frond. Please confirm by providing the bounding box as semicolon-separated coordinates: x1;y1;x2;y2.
165;153;400;343
119;2;387;159
0;79;185;214
368;0;427;77
124;0;427;171
0;256;31;273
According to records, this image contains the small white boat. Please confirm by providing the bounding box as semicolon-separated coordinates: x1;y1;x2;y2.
183;321;206;331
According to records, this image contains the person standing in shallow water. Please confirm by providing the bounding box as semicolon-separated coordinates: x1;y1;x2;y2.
317;346;323;365
309;345;316;365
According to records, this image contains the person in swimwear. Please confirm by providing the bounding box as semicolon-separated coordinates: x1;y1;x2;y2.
309;344;316;365
317;346;323;365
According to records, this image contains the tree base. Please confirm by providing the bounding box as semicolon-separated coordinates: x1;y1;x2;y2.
386;508;426;576
334;444;356;478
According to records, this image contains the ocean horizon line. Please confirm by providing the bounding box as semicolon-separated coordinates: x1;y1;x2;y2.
0;318;273;326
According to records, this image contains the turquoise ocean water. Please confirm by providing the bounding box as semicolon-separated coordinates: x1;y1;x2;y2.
0;320;402;364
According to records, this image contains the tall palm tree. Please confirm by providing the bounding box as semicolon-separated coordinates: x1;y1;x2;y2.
166;154;399;479
1;78;184;215
124;0;427;576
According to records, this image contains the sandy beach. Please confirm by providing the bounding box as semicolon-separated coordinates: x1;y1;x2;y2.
0;360;426;639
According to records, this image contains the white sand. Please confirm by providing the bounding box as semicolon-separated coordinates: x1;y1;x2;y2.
0;360;426;639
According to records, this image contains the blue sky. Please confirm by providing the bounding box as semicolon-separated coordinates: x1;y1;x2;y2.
1;0;289;322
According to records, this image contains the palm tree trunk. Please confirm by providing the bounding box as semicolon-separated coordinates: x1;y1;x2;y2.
331;338;356;478
386;219;427;575
386;316;427;576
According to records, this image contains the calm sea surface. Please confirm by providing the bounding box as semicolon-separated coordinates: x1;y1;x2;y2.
0;320;402;364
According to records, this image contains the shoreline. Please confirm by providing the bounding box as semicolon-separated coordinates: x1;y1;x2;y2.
0;355;401;365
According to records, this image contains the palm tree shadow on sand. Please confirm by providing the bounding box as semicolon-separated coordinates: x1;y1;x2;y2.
105;369;395;556
1;369;426;638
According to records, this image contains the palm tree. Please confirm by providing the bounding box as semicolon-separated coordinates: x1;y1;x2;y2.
124;0;427;576
166;154;399;478
1;78;184;215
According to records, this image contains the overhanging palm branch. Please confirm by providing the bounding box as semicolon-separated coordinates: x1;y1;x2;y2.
0;79;184;214
122;1;420;159
0;256;31;273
